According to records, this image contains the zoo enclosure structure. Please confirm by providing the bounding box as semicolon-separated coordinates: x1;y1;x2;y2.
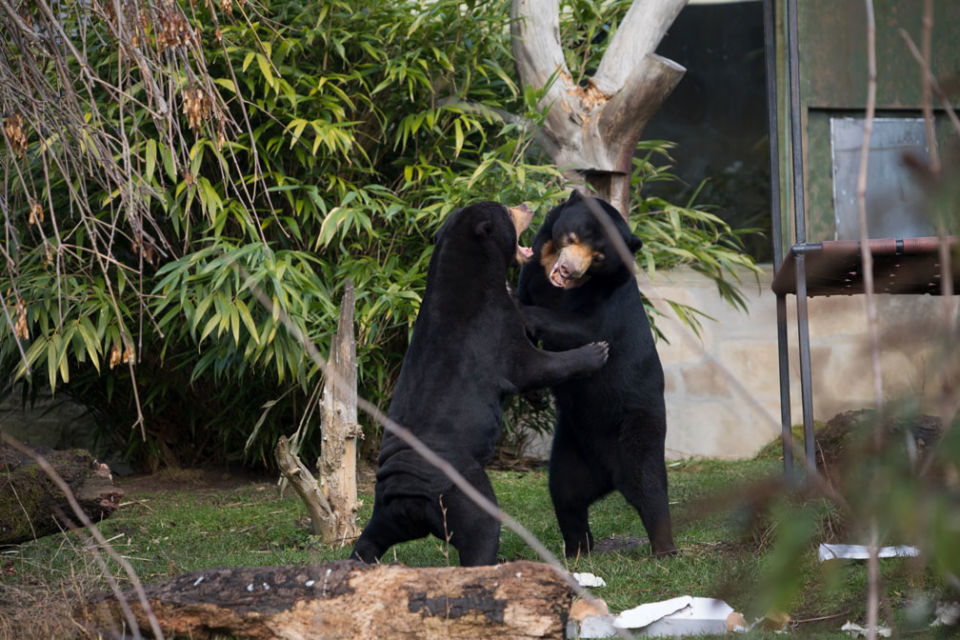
763;0;960;480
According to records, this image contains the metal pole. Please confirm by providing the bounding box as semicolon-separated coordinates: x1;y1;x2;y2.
764;0;794;480
786;0;818;475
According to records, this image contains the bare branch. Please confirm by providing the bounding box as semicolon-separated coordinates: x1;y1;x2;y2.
510;0;581;161
592;0;687;96
898;29;960;137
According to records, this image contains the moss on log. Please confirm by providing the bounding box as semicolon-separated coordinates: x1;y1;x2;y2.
0;445;123;544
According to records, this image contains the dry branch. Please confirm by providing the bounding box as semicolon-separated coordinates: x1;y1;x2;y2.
275;280;360;545
79;560;575;640
274;435;335;537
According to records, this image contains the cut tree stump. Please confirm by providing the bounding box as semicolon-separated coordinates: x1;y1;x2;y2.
0;445;123;544
78;560;575;639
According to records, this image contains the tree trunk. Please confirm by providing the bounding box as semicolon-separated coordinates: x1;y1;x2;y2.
79;560;575;639
511;0;687;217
0;445;123;544
317;278;361;544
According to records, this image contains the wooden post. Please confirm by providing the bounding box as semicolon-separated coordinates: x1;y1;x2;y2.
317;279;360;544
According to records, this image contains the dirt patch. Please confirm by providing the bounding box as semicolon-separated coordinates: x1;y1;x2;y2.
116;466;275;495
115;460;379;498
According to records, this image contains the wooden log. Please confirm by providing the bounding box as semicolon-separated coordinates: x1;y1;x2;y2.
0;445;123;544
78;560;575;639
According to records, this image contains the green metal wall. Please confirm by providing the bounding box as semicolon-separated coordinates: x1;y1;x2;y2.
776;0;960;249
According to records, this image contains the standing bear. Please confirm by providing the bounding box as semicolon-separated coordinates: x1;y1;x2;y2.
351;201;610;566
517;190;677;557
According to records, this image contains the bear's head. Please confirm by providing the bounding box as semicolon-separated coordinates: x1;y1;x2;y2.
436;201;534;266
537;190;642;289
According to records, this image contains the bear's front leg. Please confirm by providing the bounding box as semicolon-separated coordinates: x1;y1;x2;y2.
511;340;609;393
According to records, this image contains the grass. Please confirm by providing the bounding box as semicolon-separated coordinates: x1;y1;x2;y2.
0;456;954;639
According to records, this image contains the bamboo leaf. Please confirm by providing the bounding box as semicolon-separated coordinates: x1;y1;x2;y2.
200;314;220;343
47;335;58;390
144;139;157;184
256;54;276;90
236;298;260;345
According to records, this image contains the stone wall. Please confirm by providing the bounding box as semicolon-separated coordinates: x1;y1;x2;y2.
652;265;956;459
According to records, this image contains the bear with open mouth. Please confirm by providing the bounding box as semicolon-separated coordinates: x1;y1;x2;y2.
517;190;677;558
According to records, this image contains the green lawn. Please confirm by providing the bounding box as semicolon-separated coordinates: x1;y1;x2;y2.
1;455;953;639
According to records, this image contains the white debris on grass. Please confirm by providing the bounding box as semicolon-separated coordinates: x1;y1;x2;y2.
931;601;960;627
818;543;919;562
578;596;746;638
841;621;892;637
573;572;607;588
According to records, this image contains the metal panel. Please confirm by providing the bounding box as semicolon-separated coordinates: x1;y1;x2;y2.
829;117;932;240
799;0;960;110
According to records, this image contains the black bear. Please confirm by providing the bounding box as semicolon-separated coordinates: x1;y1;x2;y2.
351;201;610;566
517;190;677;557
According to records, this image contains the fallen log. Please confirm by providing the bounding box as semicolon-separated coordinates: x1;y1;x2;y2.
78;560;575;639
0;445;123;544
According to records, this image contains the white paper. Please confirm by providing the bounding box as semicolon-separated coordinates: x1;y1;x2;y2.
818;543;920;562
580;596;742;638
841;621;892;637
614;596;696;629
574;572;608;588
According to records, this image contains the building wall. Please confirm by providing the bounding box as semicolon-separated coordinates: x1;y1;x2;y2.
652;264;955;459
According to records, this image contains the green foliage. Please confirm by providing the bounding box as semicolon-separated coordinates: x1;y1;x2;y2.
756;408;960;627
1;0;757;468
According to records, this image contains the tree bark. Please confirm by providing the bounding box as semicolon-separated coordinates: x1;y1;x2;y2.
79;560;575;639
274;280;360;545
317;278;361;544
511;0;687;217
0;445;123;544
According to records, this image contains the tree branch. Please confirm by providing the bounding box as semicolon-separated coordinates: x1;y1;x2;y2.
592;0;688;96
510;0;580;158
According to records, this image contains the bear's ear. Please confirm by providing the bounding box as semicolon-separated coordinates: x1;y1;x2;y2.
627;233;643;253
566;189;582;203
474;219;494;237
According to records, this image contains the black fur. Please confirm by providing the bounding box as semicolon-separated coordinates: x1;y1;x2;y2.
517;191;677;557
351;201;609;566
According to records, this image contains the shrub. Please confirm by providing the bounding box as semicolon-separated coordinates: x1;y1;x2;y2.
0;0;756;469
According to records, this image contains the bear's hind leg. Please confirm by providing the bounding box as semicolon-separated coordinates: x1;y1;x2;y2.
614;413;677;556
436;465;501;566
549;430;611;558
350;500;431;563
